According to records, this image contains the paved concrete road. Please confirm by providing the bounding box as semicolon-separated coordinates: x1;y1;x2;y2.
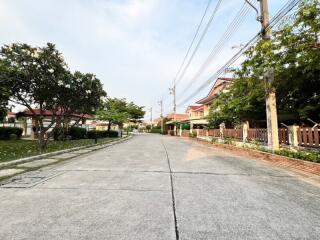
0;134;320;240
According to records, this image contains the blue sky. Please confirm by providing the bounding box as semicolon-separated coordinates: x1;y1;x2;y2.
1;0;284;118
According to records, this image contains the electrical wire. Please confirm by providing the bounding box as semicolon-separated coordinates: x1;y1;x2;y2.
176;0;301;107
174;0;224;86
177;1;253;98
173;0;213;86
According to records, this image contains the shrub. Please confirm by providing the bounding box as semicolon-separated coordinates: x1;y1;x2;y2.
87;130;119;139
275;149;320;163
181;124;190;130
106;130;119;138
189;132;197;138
8;117;15;123
52;127;65;141
0;127;23;140
69;127;87;139
150;128;161;134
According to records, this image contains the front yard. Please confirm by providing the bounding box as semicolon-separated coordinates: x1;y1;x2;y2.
0;138;115;162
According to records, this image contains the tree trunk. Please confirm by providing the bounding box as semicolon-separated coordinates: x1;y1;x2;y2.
38;119;47;153
107;121;111;132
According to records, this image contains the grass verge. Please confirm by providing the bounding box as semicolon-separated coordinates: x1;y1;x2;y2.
0;138;116;163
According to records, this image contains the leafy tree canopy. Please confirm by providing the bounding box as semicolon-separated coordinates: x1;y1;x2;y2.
208;0;320;127
97;98;145;130
0;42;106;150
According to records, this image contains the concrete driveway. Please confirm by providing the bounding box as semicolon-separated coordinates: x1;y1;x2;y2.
0;134;319;240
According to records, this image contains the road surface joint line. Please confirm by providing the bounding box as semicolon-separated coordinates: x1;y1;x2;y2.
161;140;180;240
171;171;293;178
54;169;170;174
33;187;168;192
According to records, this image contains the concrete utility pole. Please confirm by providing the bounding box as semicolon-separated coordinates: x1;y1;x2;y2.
169;82;177;132
158;99;164;134
259;0;279;151
149;107;153;129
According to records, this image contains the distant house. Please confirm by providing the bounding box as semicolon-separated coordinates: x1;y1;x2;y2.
166;77;234;133
166;113;189;121
165;113;189;132
186;105;204;119
5;112;17;121
20;109;94;138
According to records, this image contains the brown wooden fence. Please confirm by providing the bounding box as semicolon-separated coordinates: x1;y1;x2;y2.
248;128;268;143
198;129;206;136
223;129;243;139
208;129;220;137
278;128;289;145
297;127;320;148
172;126;320;149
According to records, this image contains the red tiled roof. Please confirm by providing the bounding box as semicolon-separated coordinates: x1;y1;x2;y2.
186;105;204;112
167;113;189;120
187;105;201;110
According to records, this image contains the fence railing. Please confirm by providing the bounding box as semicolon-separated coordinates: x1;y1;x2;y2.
278;128;289;145
247;128;268;143
172;125;319;149
224;129;243;139
297;127;320;148
208;129;220;137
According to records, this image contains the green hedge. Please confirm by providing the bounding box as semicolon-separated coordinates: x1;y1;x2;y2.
0;127;23;140
150;128;161;134
53;127;87;140
87;130;119;139
69;127;87;139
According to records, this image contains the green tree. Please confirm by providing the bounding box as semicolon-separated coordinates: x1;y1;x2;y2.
97;98;145;131
97;98;130;131
208;0;320;127
0;43;106;151
126;102;145;123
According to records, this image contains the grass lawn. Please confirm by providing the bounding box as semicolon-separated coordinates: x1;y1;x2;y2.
0;138;116;163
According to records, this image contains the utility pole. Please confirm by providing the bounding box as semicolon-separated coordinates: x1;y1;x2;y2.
169;82;177;133
259;0;279;151
149;107;153;129
158;99;164;134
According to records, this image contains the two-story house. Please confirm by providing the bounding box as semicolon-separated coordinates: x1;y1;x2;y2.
195;77;233;117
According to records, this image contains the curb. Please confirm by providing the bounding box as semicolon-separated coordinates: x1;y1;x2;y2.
0;135;133;169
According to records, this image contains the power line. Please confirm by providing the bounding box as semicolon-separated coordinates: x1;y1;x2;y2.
175;0;224;86
177;1;253;98
172;0;213;86
176;0;301;107
157;0;214;107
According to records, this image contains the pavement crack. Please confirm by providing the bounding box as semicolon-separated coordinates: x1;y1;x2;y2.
162;140;180;240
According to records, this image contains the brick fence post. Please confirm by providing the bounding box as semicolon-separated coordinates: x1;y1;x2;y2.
179;124;182;137
288;125;299;147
